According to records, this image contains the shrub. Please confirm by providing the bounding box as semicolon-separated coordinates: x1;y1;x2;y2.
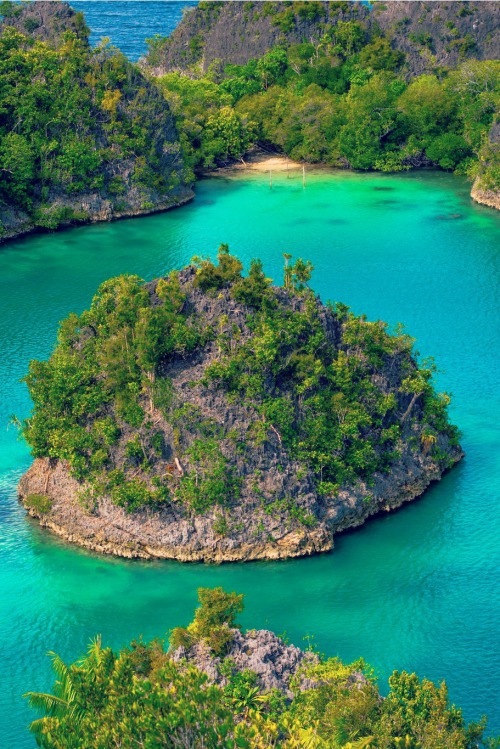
24;494;52;514
170;587;245;656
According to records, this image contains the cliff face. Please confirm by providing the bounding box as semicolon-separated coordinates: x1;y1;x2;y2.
146;1;500;76
0;0;89;46
18;257;463;562
471;120;500;211
145;1;365;73
372;1;500;76
0;2;192;244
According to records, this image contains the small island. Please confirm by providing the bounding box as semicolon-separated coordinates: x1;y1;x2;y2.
18;249;462;561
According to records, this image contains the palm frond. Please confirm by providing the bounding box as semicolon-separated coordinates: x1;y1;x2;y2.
343;737;375;749
79;635;103;673
48;651;72;683
24;691;68;716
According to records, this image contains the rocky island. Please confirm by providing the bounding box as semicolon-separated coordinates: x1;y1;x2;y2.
18;249;462;561
0;1;192;243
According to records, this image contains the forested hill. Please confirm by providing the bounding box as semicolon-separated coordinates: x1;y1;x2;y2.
0;1;192;243
144;1;499;208
145;1;500;76
19;249;462;562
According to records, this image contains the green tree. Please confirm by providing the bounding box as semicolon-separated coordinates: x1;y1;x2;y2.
256;47;288;90
231;258;271;308
170;587;244;656
0;132;35;206
291;258;314;291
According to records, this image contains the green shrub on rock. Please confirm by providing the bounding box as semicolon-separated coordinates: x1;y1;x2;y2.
24;493;52;514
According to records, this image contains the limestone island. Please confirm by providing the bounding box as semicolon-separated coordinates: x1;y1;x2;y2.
18;248;463;561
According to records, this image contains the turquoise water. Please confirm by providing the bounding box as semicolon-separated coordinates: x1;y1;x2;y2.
1;170;499;746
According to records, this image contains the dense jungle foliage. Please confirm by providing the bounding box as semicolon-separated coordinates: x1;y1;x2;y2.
1;0;497;236
0;14;185;233
155;29;499;186
22;250;458;518
22;269;209;513
25;587;496;749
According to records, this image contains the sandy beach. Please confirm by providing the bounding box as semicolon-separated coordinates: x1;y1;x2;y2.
210;150;305;175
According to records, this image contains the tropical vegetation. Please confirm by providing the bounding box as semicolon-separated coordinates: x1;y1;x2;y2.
21;249;458;522
25;587;496;749
154;26;499;188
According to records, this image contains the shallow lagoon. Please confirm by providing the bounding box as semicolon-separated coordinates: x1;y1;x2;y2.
1;169;499;746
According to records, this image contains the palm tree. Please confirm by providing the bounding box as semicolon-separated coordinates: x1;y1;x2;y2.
24;637;104;746
420;431;437;454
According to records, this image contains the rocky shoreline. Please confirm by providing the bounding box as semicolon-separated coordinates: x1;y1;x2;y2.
19;443;462;562
0;188;194;245
471;178;500;212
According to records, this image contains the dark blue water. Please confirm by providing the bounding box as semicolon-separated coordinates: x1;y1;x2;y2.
72;1;197;61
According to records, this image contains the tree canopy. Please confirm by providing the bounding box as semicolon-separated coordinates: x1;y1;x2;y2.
25;588;494;749
21;250;459;525
155;34;499;183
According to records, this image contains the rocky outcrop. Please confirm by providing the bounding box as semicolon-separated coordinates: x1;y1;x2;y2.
0;189;193;245
471;179;500;211
0;0;89;46
171;628;319;696
145;1;499;76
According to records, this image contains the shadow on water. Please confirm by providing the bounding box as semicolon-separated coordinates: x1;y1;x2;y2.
332;458;466;553
374;199;401;206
